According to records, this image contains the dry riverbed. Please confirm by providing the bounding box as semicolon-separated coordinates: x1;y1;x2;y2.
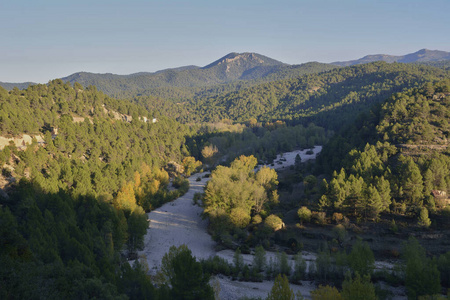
138;146;406;299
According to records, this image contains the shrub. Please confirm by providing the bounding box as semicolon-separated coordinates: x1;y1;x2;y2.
311;285;342;300
193;192;203;205
332;212;344;224
312;211;327;225
265;214;284;231
252;214;263;224
267;274;297;300
332;224;347;243
297;206;312;225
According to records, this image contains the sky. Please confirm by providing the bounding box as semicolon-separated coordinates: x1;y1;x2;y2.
1;0;449;83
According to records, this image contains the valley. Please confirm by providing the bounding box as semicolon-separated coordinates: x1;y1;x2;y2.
1;51;450;300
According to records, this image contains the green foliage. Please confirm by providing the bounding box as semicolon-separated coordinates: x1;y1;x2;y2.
204;155;278;234
233;248;244;274
403;237;441;300
265;214;284;231
418;207;432;228
297;206;312;225
266;274;298;300
348;239;375;276
59;60;336;99
179;62;449;130
318;80;450;220
253;245;267;273
310;285;343;300
167;245;214;300
0;81;206;299
291;253;307;282
277;251;291;276
0;182;154;299
341;272;377;300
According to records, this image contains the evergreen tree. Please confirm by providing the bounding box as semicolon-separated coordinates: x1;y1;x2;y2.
341;272;377;300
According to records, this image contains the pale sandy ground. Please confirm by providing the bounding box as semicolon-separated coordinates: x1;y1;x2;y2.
139;171;216;274
138;146;407;299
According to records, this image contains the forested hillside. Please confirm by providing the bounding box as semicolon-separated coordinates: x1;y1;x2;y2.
179;62;450;130
60;54;336;99
317;80;450;221
0;80;201;298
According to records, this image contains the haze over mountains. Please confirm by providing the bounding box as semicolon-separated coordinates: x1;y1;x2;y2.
1;49;449;96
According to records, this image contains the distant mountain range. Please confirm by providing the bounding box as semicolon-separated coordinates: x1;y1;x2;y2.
57;53;335;97
0;81;35;90
332;49;450;66
1;49;449;97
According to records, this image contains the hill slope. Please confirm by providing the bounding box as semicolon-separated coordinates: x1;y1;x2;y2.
179;62;449;129
0;53;337;98
333;49;450;67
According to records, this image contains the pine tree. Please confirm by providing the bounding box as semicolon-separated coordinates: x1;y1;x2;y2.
417;207;431;228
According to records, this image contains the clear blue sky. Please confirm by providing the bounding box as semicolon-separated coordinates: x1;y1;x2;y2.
1;0;449;83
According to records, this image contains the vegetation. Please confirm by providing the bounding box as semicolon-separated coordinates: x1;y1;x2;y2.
0;81;199;298
2;57;450;299
204;155;279;238
178;62;449;130
317;80;450;223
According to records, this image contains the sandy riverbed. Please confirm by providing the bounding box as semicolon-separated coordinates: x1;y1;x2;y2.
138;146;406;299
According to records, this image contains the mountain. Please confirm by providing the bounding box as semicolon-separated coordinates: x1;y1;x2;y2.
60;52;289;96
333;49;450;67
0;53;336;98
0;81;36;90
179;62;450;129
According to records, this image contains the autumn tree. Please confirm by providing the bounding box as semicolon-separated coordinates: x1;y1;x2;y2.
266;274;300;300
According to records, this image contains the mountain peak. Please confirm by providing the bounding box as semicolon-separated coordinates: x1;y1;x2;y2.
203;52;285;69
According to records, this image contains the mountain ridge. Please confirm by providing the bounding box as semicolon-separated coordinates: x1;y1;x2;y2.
333;48;450;66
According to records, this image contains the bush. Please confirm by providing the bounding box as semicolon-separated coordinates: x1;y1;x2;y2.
312;211;327;225
332;224;347;243
311;285;343;300
201;256;233;276
193;192;203;205
297;207;312;225
252;214;263;224
265;214;284;231
332;212;344;224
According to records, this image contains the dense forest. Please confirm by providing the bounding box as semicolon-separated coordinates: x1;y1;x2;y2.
317;80;450;219
178;62;450;130
59;59;336;99
0;81;207;298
